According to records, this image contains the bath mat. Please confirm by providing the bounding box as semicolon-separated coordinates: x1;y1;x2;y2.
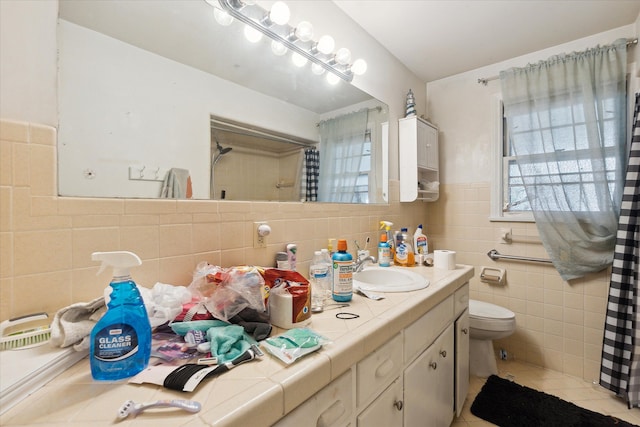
470;375;639;427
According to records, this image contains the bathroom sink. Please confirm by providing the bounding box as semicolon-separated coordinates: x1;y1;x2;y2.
353;267;429;292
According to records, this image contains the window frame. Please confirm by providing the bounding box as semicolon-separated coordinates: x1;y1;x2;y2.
490;95;534;222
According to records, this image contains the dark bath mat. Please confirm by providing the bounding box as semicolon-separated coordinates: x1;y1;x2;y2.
470;374;639;427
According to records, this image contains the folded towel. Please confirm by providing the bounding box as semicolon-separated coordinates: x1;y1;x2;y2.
206;324;252;363
50;296;106;351
160;168;192;199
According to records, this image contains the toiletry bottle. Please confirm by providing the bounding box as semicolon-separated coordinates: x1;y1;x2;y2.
90;251;151;380
327;238;336;257
378;233;391;267
414;224;428;264
332;239;353;302
394;228;415;267
379;221;394;261
310;251;330;312
275;251;289;270
286;243;297;271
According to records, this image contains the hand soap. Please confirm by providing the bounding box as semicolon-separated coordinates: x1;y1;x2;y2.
89;251;151;380
394;228;415;267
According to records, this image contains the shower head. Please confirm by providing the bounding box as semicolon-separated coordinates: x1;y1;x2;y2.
216;140;232;155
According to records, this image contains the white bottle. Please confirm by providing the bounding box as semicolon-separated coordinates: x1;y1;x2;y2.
414;224;428;255
286;243;297;271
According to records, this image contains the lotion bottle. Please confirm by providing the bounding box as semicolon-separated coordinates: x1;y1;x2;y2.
414;224;428;263
90;251;151;380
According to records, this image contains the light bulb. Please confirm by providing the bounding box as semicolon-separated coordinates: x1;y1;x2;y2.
316;35;335;55
311;63;325;75
294;21;314;42
244;26;262;43
351;58;367;75
326;72;340;85
213;8;234;26
271;40;287;56
269;1;290;26
292;52;308;67
335;48;351;65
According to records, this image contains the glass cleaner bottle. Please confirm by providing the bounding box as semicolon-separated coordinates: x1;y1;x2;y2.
90;251;151;380
332;239;353;302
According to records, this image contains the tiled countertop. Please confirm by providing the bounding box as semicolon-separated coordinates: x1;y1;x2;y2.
0;265;473;426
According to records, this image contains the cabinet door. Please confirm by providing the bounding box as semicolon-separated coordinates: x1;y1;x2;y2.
404;324;454;427
416;121;429;169
423;123;438;170
455;308;470;417
357;378;403;427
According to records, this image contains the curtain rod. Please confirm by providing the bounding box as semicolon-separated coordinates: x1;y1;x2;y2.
477;37;638;86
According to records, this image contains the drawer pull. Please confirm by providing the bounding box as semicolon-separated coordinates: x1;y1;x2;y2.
394;400;403;411
430;362;437;370
375;359;394;378
316;400;346;427
439;350;447;358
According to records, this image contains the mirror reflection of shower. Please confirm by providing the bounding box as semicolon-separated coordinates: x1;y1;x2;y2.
211;140;232;199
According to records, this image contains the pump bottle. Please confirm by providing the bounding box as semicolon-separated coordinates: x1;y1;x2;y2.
89;251;151;380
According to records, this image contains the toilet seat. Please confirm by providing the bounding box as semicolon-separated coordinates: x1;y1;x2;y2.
469;300;515;332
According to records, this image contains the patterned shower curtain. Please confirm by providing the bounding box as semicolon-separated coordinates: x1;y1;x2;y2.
600;92;640;408
301;147;319;201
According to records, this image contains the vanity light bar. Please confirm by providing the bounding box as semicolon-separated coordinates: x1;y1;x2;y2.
214;0;356;82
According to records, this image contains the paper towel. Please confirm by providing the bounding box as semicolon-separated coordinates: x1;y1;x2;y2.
434;250;456;270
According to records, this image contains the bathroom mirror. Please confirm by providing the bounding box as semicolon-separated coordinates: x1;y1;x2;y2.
56;0;389;203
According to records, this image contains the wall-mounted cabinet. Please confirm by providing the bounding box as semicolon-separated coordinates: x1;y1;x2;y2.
399;116;439;202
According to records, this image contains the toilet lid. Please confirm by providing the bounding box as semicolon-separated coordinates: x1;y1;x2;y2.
469;300;515;320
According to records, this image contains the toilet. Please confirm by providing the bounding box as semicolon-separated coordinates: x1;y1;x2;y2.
468;299;516;377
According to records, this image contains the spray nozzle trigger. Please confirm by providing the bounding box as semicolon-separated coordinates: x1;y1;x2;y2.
92;251;142;277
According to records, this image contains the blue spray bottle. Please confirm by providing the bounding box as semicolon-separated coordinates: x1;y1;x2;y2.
89;251;151;380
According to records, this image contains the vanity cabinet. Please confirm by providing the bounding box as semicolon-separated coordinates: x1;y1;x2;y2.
399;116;439;202
277;283;470;427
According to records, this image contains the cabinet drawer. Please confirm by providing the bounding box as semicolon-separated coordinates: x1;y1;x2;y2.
454;283;469;317
275;369;352;427
404;295;453;363
356;333;402;407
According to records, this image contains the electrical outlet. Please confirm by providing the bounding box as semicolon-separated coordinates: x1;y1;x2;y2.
254;222;268;248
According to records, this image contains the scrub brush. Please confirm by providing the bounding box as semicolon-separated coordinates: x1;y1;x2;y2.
0;312;51;350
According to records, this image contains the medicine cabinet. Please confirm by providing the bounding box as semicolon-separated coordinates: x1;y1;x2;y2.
399;116;439;202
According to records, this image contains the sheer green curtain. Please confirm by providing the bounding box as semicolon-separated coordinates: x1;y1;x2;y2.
317;109;369;203
499;39;628;280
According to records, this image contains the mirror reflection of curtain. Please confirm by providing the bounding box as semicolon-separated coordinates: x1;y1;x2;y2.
499;38;628;281
318;109;369;202
301;148;319;201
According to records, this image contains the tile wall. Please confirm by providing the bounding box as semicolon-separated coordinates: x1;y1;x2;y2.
0;118;427;324
426;183;611;383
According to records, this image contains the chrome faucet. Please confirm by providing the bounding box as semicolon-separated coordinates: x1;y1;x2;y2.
354;255;376;272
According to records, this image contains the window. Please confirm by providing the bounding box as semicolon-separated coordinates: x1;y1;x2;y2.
491;93;623;221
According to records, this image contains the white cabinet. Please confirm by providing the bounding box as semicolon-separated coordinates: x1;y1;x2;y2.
274;370;353;427
455;308;470;416
399;116;439;202
357;378;403;426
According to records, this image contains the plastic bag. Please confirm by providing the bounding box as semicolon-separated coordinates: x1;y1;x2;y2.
262;328;329;365
188;262;266;322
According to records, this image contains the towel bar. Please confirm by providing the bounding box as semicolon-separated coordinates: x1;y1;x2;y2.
487;249;552;264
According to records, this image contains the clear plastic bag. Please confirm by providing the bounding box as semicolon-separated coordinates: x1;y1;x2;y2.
261;328;330;364
188;263;266;322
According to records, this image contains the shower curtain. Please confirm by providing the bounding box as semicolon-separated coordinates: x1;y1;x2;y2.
600;92;640;408
301;148;319;201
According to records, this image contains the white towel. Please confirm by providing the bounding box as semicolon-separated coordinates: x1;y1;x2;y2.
160;168;192;198
50;296;106;351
